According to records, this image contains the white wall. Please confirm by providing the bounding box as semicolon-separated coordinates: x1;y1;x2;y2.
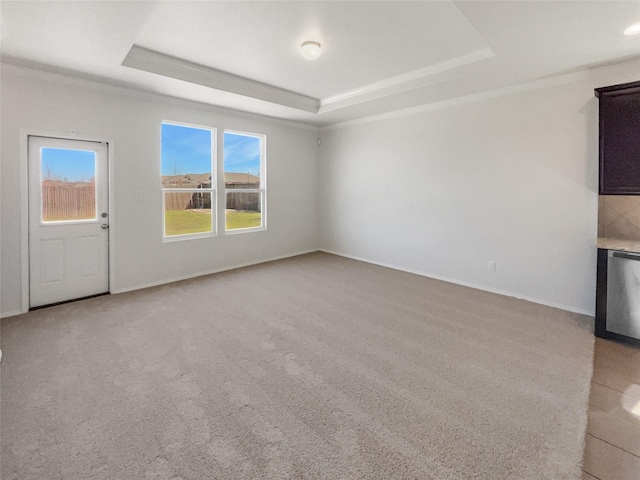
319;60;640;315
0;67;320;317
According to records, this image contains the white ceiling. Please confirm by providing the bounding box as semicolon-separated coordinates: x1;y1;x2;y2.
2;1;640;127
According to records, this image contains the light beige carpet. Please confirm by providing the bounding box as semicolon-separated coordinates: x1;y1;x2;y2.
1;252;594;479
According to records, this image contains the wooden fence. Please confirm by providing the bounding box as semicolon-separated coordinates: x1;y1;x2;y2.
164;190;260;212
43;183;261;218
164;192;212;211
42;184;96;221
226;191;261;211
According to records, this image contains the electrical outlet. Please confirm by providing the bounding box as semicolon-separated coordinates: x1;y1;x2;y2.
488;260;496;271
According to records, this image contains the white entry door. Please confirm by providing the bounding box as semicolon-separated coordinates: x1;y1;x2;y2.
29;136;109;308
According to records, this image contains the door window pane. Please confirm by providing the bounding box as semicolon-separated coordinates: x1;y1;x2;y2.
40;148;96;222
164;191;213;237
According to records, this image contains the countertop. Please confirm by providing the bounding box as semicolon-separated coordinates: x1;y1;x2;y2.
597;237;640;253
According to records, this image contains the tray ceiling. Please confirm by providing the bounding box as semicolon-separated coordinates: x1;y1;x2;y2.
1;1;639;127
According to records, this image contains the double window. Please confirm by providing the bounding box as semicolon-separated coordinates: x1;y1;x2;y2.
160;122;266;240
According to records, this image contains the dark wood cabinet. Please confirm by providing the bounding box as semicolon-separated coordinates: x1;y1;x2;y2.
595;80;640;195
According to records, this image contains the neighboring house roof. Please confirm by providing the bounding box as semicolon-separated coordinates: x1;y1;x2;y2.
161;174;212;188
42;179;94;187
161;172;259;188
225;172;259;184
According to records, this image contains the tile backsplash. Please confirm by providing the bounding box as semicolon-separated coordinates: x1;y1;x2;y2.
599;196;640;240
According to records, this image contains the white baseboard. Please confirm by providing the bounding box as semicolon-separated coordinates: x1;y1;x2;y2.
2;248;592;318
112;249;319;294
319;249;593;317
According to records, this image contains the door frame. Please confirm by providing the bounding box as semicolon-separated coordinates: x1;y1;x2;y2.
20;130;116;313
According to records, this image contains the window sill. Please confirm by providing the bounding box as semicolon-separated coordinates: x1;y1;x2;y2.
224;226;266;235
162;231;216;242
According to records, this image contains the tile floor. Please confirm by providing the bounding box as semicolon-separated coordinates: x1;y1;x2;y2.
582;337;640;479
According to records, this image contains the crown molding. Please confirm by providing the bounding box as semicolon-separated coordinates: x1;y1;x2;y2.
121;45;501;117
122;45;320;114
122;45;497;118
8;49;635;133
0;61;321;132
321;54;640;130
321;70;590;131
318;48;496;113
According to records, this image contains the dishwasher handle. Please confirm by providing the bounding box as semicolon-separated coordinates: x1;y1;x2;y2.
612;251;640;261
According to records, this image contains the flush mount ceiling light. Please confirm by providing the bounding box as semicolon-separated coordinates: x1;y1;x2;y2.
300;41;322;60
624;22;640;35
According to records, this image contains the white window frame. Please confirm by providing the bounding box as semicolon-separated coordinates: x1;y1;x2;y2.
224;130;266;234
161;121;217;242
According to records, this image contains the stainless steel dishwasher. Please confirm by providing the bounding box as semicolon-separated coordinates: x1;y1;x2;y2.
607;251;640;341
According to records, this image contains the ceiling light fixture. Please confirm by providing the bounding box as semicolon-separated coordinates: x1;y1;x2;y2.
624;22;640;35
301;41;322;60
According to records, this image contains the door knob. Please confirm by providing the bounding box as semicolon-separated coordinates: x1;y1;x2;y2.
101;224;109;229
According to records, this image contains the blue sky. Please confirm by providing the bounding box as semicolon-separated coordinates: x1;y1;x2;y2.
161;124;261;177
41;148;96;182
161;123;212;175
224;132;261;176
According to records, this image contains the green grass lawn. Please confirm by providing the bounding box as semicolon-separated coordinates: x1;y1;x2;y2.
226;210;261;230
165;210;212;236
165;209;261;236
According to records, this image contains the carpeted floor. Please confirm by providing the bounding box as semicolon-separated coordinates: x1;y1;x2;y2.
1;252;594;479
